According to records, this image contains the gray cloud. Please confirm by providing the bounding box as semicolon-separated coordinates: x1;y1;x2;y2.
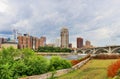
0;0;120;47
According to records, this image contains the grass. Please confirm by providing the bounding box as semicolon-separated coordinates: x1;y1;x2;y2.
57;59;117;79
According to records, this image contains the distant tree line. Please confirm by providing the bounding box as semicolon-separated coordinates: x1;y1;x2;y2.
37;46;73;53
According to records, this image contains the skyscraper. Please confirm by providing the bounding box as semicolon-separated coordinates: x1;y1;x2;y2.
61;27;69;48
77;37;83;48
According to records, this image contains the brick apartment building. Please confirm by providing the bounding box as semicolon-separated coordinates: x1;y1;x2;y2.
77;37;83;48
17;34;46;50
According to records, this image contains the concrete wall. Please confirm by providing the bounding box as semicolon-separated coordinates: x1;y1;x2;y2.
19;57;90;79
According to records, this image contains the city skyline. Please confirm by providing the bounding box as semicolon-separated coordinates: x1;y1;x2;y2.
0;0;120;47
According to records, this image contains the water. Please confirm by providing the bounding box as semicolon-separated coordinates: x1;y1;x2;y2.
45;54;87;60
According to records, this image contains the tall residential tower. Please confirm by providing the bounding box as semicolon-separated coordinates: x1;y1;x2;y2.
60;27;69;48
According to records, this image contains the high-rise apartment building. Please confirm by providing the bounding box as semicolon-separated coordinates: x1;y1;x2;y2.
61;27;69;48
77;37;83;48
18;34;46;50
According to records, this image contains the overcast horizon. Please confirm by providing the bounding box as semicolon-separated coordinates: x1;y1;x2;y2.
0;0;120;47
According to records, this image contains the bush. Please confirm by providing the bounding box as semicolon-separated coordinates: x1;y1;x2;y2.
25;56;50;75
0;47;72;79
71;54;90;66
107;59;120;78
71;60;79;66
0;63;13;79
112;69;120;79
12;60;28;78
49;56;72;71
93;54;120;59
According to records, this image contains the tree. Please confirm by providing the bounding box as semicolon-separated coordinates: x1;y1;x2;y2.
37;46;72;53
49;56;72;71
0;63;13;79
25;56;50;75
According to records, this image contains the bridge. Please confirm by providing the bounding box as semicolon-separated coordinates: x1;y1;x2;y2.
76;45;120;54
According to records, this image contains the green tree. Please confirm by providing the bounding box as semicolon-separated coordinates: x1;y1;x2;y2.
49;56;72;71
37;46;72;53
0;63;13;79
25;56;50;75
12;60;28;78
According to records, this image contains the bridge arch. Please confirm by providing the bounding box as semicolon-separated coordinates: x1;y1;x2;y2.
94;48;108;54
112;47;120;53
84;49;93;54
77;50;83;53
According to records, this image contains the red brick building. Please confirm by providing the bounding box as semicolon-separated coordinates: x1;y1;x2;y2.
77;37;83;48
18;34;46;50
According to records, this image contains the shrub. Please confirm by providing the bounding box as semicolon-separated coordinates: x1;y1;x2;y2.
112;69;120;79
12;60;28;78
49;56;72;71
71;54;90;66
25;56;50;75
0;47;72;79
71;60;79;66
93;54;120;59
107;59;120;77
0;63;13;79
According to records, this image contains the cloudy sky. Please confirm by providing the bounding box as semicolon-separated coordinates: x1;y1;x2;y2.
0;0;120;47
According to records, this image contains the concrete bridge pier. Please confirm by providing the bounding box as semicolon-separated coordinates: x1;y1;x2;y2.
108;46;112;53
92;49;96;54
82;50;86;54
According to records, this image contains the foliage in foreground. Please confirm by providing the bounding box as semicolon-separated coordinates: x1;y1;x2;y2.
0;47;72;79
49;56;71;71
108;59;120;78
